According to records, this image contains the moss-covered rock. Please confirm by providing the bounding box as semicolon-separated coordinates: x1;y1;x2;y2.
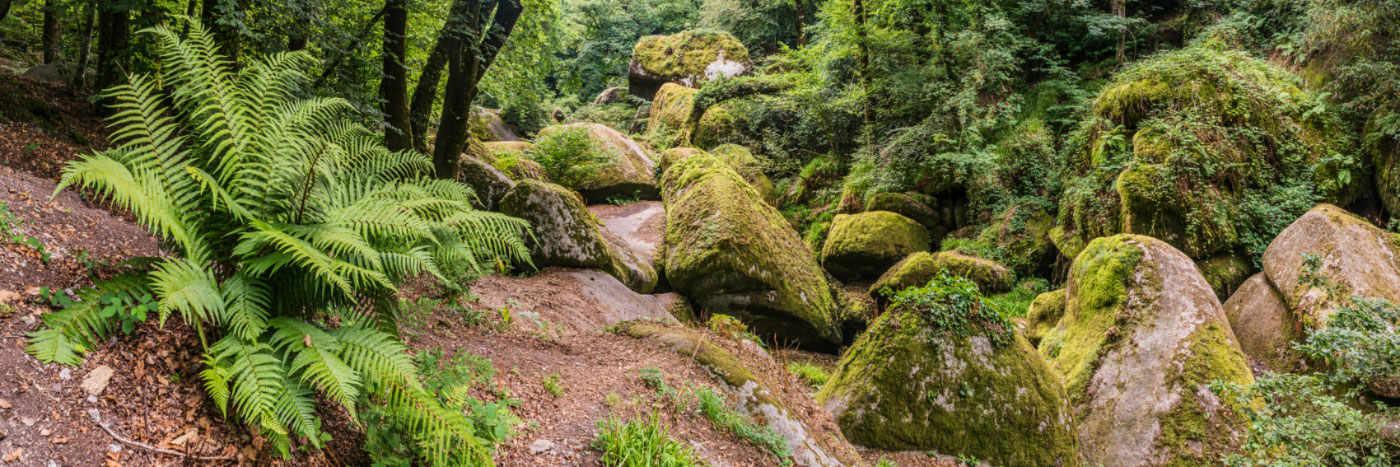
1025;289;1066;347
618;322;863;466
661;151;842;349
536;123;659;201
975;202;1056;277
658;147;705;174
628;31;750;100
469;108;522;142
870;251;1014;298
457;153;516;211
816;282;1078;465
1222;273;1304;373
1041;234;1253;466
1257;204;1400;397
1196;252;1253;301
646;83;698;148
820;212;930;281
865;192;941;232
475;141;548;182
710;144;775;204
499;180;612;270
1057;46;1362;260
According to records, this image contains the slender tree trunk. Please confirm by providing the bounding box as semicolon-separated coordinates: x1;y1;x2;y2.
95;5;130;112
0;0;11;25
313;6;389;87
1114;0;1127;64
853;0;872;148
382;0;412;151
72;1;95;87
409;36;453;154
795;0;806;48
432;0;523;179
182;0;197;36
42;0;61;64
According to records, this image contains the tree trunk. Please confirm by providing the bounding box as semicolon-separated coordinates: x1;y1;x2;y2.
409;36;452;154
432;0;524;179
382;0;412;151
853;0;872;148
95;5;130;112
182;0;197;36
795;0;806;48
202;0;239;60
0;0;11;25
72;1;95;87
1114;0;1127;64
42;0;61;64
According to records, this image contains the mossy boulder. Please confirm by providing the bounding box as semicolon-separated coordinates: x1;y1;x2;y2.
646;83;697;148
469;108;522;142
820;212;930;281
1057;46;1361;260
628;31;750;100
870;251;1014;298
1196;252;1253;301
1025;289;1066;347
1041;234;1253;466
975;203;1056;277
457;153;516;211
498;180;611;270
594;86;628;105
658;147;705;174
1222;273;1304;372
536;123;659;201
475;141;548;182
1256;204;1400;397
865;192;941;232
709;144;775;204
816;281;1078;465
661;151;842;349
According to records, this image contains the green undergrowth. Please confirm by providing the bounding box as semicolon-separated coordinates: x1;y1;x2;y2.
881;271;1016;350
785;361;830;389
639;368;793;465
594;412;707;467
985;278;1050;318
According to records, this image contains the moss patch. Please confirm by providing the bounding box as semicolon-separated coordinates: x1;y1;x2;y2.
870;251;1014;299
1042;235;1145;397
1025;289;1066;347
646;83;698;148
632;31;750;83
820;212;931;281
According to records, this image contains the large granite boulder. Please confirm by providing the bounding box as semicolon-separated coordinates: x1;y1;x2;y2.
865;192;941;232
1040;234;1253;466
536;123;659;202
628;31;750;100
1024;289;1066;347
499;180;656;292
1222;273;1304;372
869;251;1014;298
646;83;698;148
661;151;841;349
820;212;930;281
457;153;515;211
816;274;1078;466
709;144;774;204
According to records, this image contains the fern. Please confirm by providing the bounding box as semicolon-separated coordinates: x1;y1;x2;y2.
27;20;528;463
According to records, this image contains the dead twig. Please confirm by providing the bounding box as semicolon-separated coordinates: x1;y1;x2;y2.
86;409;233;462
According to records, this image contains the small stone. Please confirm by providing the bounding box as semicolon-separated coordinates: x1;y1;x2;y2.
529;439;554;454
21;417;36;426
86;395;97;403
58;368;72;380
40;428;50;436
108;444;122;453
0;398;10;409
81;365;115;396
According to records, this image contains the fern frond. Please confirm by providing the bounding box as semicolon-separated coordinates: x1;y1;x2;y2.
150;258;225;325
207;335;290;453
268;317;362;413
221;272;271;340
25;329;88;366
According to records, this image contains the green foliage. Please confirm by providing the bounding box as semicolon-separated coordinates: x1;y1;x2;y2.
543;372;566;397
985;279;1050;318
0;201;49;262
594;412;707;467
638;368;793;465
880;271;1016;349
1296;295;1400;391
362;348;522;466
25;24;530;462
784;361;829;389
526;126;617;187
554;0;701;101
706;313;764;346
1217;373;1397;466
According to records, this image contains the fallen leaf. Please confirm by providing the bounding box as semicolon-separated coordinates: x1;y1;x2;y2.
50;436;68;444
3;448;22;463
0;399;9;409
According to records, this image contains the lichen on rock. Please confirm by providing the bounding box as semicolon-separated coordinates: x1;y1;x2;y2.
869;251;1014;298
1042;234;1253;466
629;31;750;100
816;274;1078;466
820;212;930;281
661;150;842;349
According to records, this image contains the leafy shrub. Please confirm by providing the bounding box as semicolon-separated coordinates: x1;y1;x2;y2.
1217;373;1397;466
24;23;529;462
362;348;521;465
882;271;1016;349
707;313;763;345
594;412;706;467
526;126;616;187
985;279;1050;318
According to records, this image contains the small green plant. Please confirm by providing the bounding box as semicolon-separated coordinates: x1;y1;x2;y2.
875;458;900;467
0;302;14;317
22;142;39;154
880;271;1016;349
0;201;50;263
542;373;565;397
95;282;156;335
604;190;643;205
985;278;1049;318
527;126;616;187
593;412;706;467
785;361;829;389
639;368;792;465
707;314;764;347
71;250;112;277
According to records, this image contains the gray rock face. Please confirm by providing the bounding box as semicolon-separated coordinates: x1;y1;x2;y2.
499;180;612;270
1221;273;1304;372
458;154;516;210
537;123;659;202
1042;235;1253;466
